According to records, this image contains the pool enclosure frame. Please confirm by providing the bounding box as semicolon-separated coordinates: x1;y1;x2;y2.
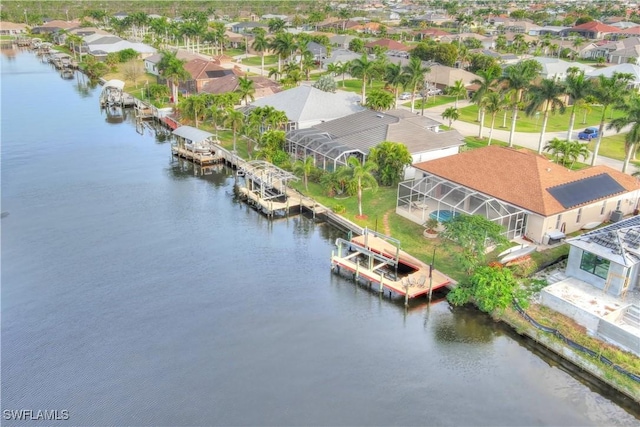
397;173;530;239
285;128;366;172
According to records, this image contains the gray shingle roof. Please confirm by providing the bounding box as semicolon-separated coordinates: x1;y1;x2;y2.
568;216;640;266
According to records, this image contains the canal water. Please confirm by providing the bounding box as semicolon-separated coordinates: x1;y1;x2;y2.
1;51;638;426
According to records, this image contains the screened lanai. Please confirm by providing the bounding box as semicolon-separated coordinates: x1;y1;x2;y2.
396;173;529;239
285;128;366;172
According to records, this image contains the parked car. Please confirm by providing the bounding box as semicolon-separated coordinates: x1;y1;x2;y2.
427;88;442;96
578;127;599;140
399;92;411;100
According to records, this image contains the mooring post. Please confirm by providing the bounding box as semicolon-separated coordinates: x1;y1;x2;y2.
379;273;384;293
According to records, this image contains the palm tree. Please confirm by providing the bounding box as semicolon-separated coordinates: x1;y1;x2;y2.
293;156;315;191
384;62;404;109
449;79;467;109
251;28;269;76
364;89;395;111
350;53;377;105
544;138;589;168
500;59;541;147
441;107;460;127
607;93;640;172
590;72;634;166
484;91;507;146
268;18;286;33
206;104;226;140
338;157;378;218
225;108;245;155
337;61;350;87
236;76;255;106
271;31;296;73
564;68;593;141
326;62;341;77
524;78;567;154
402;56;430;113
470;65;501;138
267;67;281;81
178;93;207;127
157;50;191;104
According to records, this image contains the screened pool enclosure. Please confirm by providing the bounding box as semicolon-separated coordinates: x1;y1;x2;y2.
397;173;529;239
285;128;366;172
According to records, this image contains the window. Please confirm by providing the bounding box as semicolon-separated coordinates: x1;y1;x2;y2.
555;214;562;230
601;201;607;215
580;252;610;280
616;200;622;210
576;208;582;223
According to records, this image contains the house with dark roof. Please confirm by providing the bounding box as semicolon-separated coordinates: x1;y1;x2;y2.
201;75;282;100
397;146;640;242
540;216;640;355
285;109;463;174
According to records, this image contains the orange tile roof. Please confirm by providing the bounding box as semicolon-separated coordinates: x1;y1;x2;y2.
620;27;640;35
364;38;410;51
572;21;620;33
413;146;638;216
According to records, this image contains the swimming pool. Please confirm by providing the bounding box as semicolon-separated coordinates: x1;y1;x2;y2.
429;210;460;222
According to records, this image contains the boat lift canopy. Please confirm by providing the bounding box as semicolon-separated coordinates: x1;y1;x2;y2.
172;126;214;144
103;79;125;90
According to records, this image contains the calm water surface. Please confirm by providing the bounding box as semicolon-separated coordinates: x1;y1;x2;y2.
1;51;638;426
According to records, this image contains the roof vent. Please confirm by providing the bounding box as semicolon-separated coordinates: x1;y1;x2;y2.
376;114;384;118
546;168;551;172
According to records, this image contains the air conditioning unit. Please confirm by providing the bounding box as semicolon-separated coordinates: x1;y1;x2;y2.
610;210;624;223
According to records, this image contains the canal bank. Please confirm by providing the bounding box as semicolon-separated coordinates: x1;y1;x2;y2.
3;48;638;425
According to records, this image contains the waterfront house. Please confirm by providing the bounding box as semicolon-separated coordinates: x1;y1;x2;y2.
0;22;28;36
144;49;211;76
587;63;640;91
564;21;620;40
531;57;595;81
243;85;364;130
540;216;640;355
397;146;640;242
200;75;282;100
285;109;463;175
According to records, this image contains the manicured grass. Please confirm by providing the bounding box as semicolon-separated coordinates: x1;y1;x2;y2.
338;78;386;94
457;104;625;133
586;132;637;163
240;54;278;67
223;48;245;58
402;95;458;109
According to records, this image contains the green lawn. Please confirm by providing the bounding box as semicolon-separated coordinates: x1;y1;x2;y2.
223;48;245;58
457;104;625;133
586;132;636;163
402;95;457;109
240;55;278;67
338;78;386;94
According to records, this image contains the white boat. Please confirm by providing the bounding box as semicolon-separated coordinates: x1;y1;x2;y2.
184;142;212;154
499;244;536;264
581;221;602;230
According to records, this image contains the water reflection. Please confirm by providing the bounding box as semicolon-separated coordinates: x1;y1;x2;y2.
432;304;501;344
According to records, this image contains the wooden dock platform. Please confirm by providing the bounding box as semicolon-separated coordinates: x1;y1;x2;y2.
171;146;221;165
331;230;455;303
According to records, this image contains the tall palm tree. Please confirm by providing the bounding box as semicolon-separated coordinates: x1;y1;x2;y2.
564;67;593;141
384;62;404;109
607;93;640;172
157;50;191;104
364;89;395;111
251;28;269;76
590;72;634;165
470;65;501;138
236;76;255;106
271;31;296;73
484;91;508;145
500;59;541;147
225;108;245;155
402;56;430;113
448;79;467;109
350;53;377;105
338;157;378;218
524;78;567;154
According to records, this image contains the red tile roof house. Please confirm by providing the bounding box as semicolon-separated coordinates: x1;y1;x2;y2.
179;58;243;94
566;21;621;40
396;146;640;244
364;38;411;53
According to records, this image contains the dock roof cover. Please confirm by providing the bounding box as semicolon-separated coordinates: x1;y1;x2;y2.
172;126;213;143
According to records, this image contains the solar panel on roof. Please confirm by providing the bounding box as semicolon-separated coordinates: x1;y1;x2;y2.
547;173;625;209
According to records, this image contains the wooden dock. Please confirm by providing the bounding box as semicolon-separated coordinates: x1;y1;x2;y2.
171;146;221;165
331;230;455;304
